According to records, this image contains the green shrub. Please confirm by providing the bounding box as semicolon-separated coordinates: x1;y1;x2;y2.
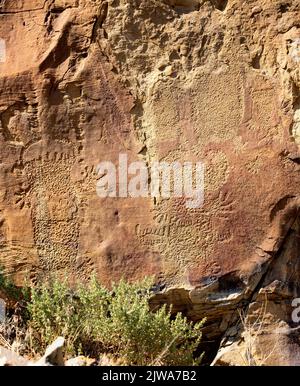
28;278;82;355
0;268;29;303
27;276;205;365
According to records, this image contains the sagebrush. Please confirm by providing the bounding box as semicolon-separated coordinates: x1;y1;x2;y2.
26;276;205;365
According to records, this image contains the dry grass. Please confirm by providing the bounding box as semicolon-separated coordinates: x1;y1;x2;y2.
237;296;280;366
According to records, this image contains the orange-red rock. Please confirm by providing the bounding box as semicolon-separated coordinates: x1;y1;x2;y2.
1;0;300;365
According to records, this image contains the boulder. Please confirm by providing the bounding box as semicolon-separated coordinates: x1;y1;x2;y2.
33;337;65;366
0;346;29;366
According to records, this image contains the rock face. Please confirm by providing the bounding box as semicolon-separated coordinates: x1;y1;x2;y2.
0;0;300;365
33;337;65;366
0;346;29;366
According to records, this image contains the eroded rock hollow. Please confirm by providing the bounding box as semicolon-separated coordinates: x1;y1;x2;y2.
1;0;300;365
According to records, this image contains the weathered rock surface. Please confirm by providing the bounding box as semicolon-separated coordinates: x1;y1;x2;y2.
0;337;98;366
33;336;65;366
0;345;29;366
1;0;300;365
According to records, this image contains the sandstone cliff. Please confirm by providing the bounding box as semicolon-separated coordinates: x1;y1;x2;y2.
0;0;300;365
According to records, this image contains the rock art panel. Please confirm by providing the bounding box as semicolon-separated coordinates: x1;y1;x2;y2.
0;0;300;364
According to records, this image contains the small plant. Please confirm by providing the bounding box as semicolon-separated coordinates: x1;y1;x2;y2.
27;276;205;365
0;268;31;356
0;268;29;303
28;278;82;356
79;277;204;365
